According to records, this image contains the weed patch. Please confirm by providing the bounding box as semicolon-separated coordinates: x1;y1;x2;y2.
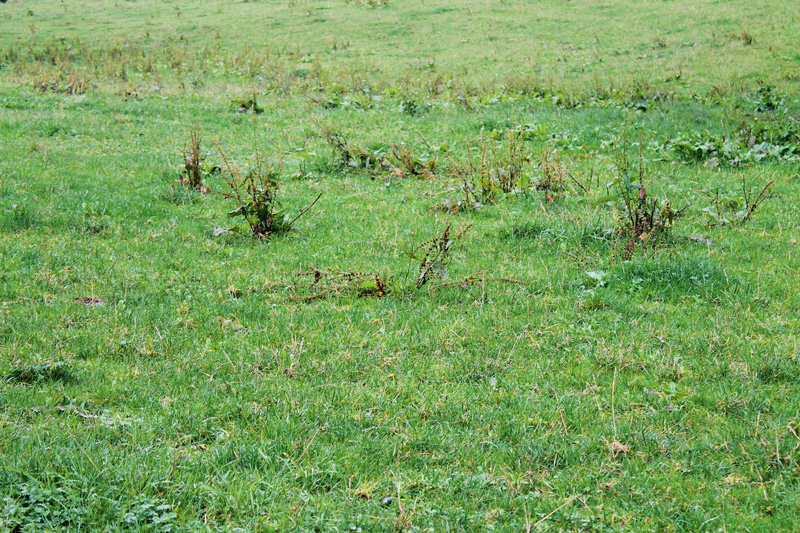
319;125;390;173
388;143;436;178
213;143;320;239
31;70;92;95
595;151;682;257
596;256;736;300
177;125;218;190
2;478;177;533
665;113;800;165
446;128;535;209
231;93;264;114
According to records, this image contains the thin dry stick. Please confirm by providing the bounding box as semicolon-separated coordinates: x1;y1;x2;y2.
553;386;570;436
530;495;581;530
297;427;321;463
612;367;618;442
67;431;101;473
287;192;323;227
432;271;530;290
742;179;775;223
294;287;340;302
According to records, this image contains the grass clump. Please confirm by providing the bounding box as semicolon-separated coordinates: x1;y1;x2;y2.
1;203;35;231
4;361;75;384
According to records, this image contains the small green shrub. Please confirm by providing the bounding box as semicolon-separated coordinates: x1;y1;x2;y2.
398;97;427;116
745;85;784;113
319;126;390;172
665;114;799;165
406;218;466;288
447;127;534;208
388;143;436;178
231;93;264;114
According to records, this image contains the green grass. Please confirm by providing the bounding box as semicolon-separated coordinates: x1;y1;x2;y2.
2;0;800;531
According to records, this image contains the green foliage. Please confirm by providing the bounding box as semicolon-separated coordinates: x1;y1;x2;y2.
665;130;798;164
745;85;785;113
215;145;312;239
743;115;800;147
297;220;470;298
1;203;35;231
3;361;75;384
231;94;264;114
405;218;466;288
665;114;799;165
2;481;176;532
448;127;535;208
3;1;800;531
31;70;92;95
397;97;427;116
346;0;392;8
595;152;681;256
388;143;436;178
318;125;386;172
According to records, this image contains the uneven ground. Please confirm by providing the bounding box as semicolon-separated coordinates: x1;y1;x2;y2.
1;1;800;531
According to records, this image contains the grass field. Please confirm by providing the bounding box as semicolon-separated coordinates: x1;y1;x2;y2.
2;1;800;531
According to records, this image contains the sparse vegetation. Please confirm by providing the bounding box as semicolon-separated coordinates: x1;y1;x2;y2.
2;0;800;531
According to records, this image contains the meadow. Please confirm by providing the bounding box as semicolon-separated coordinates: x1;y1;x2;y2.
1;0;800;531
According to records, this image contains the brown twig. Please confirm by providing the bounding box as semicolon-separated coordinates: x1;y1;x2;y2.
432;271;530;290
287;192;323;227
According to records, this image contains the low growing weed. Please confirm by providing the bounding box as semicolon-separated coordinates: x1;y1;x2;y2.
532;145;568;199
446;127;534;209
4;361;75;384
231;93;264;114
700;176;775;226
295;219;527;300
1;203;35;231
319;125;389;173
596;151;683;257
388;143;436;178
296;219;471;299
665;113;799;165
214;143;320;239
